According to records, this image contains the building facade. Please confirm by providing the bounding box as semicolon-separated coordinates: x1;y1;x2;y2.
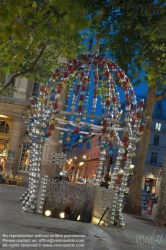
0;75;65;184
63;95;165;195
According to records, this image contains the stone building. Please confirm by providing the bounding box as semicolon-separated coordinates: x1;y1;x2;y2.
0;75;65;184
64;94;165;195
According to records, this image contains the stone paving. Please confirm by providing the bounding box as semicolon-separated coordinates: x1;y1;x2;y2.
0;184;166;250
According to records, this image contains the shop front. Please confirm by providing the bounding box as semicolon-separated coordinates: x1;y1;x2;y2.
0;116;13;172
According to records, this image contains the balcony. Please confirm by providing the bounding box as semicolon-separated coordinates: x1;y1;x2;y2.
151;126;166;132
152;114;166;120
145;161;162;167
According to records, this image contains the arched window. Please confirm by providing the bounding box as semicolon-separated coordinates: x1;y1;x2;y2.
0;120;10;133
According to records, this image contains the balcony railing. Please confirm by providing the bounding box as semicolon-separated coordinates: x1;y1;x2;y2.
145;161;162;167
152;114;166;120
151;126;166;132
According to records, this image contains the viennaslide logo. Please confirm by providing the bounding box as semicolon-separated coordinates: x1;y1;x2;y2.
136;230;164;249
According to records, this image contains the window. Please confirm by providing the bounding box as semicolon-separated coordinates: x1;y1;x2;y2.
32;82;40;97
0;139;9;156
155;123;161;131
157;101;162;109
0;120;10;133
156;109;163;118
153;135;159;146
150;152;158;165
18;145;30;172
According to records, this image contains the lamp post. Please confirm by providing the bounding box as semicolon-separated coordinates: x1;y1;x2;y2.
83;155;87;181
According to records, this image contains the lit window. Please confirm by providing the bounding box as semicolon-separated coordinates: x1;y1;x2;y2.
19;145;30;172
0;120;10;133
155;123;161;131
0;139;9;156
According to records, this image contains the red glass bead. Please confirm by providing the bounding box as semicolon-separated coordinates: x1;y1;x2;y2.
106;100;110;106
105;71;110;78
74;127;79;134
40;86;45;91
81;85;86;91
124;141;129;147
30;99;35;105
103;121;108;127
64;72;68;78
80;95;84;100
57;89;62;93
140;102;144;107
125;95;130;101
77;106;82;112
49;125;54;130
109;141;113;147
123;156;127;161
120;71;125;78
126;100;130;105
47;131;52;136
52;74;57;79
76;85;80;90
136;113;142;118
139;126;144;131
94;89;98;94
94;75;99;80
112;97;116;103
102;128;107;133
53;103;58;109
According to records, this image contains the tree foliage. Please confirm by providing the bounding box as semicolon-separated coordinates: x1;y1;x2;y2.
0;0;96;90
90;0;166;89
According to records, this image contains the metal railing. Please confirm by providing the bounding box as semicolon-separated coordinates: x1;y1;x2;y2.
151;126;166;132
152;114;166;120
145;161;162;167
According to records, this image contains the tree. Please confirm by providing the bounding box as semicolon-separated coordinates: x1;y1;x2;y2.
88;0;166;217
154;153;166;226
0;0;96;93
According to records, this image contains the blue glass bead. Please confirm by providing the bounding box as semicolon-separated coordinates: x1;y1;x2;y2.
86;143;91;149
50;96;55;101
78;143;82;148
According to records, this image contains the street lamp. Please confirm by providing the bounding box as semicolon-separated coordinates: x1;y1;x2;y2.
83;155;87;181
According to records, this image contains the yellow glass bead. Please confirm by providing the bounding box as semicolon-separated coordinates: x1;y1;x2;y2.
79;101;83;106
101;134;106;139
39;97;45;102
32;109;37;114
66;137;70;142
76;117;80;123
50;120;56;125
84;110;87;114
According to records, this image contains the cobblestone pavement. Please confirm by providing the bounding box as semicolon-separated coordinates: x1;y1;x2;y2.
0;184;166;250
